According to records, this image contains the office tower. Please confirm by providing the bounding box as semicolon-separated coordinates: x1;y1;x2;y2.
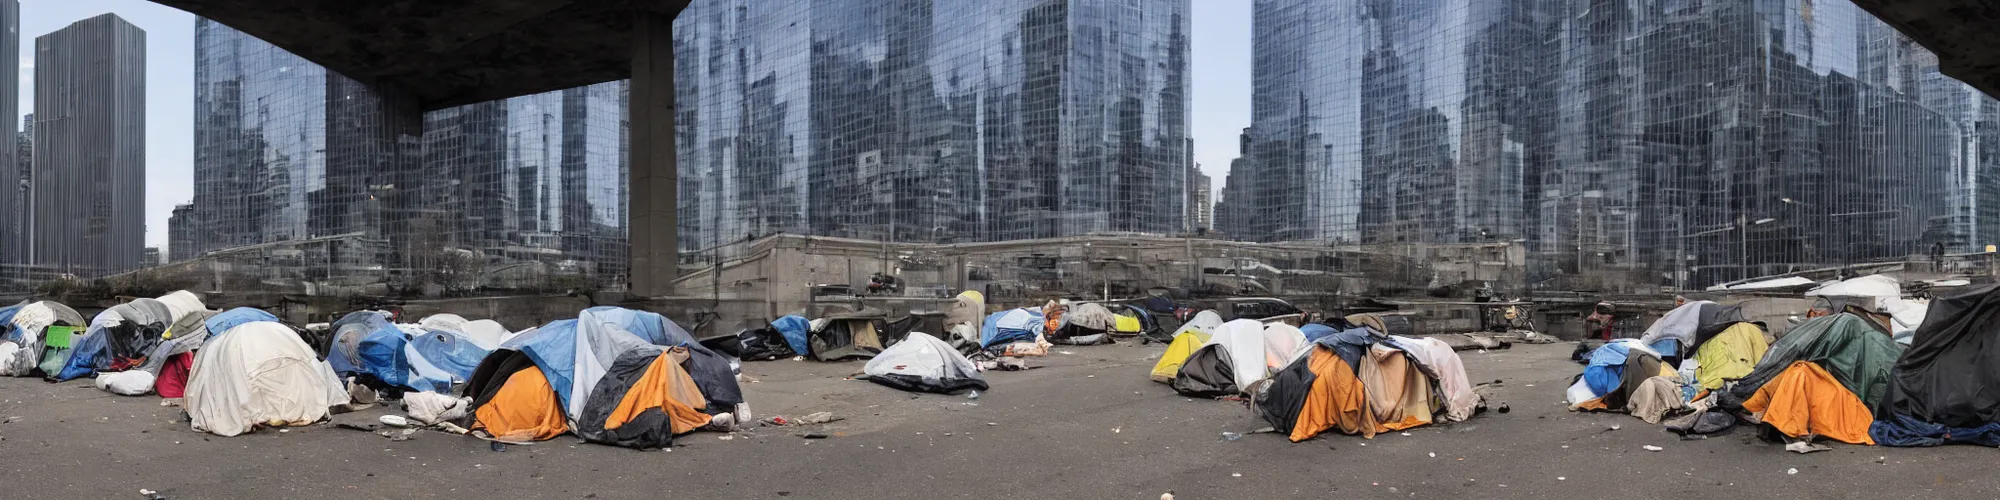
0;0;17;268
167;202;194;262
673;0;1192;250
30;14;145;276
1220;0;1998;287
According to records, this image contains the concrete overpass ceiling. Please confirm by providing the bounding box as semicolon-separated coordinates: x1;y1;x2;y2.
152;0;692;109
1853;0;2000;99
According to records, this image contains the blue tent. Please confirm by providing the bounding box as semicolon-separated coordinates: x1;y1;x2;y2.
771;315;811;356
580;306;742;411
407;328;492;390
980;308;1044;348
1299;323;1338;343
326;311;428;391
1583;341;1648;397
502;314;657;416
206;307;279;337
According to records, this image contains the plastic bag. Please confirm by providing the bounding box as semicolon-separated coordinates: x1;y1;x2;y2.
402;390;471;425
95;370;156;396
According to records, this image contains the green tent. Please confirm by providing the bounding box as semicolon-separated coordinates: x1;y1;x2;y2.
1722;313;1903;411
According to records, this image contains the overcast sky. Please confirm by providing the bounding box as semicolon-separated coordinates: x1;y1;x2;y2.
21;1;1250;250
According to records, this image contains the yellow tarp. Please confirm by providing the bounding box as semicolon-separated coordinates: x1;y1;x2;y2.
1360;345;1434;432
1149;331;1211;383
1694;322;1769;390
1743;361;1876;445
1113;315;1142;334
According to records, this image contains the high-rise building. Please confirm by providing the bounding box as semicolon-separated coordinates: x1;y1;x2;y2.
0;0;20;270
167;202;193;262
1220;0;2000;287
192;20;629;286
673;0;1192;251
30;14;145;276
1188;164;1211;233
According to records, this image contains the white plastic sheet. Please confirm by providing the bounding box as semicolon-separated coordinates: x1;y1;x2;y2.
95;370;155;396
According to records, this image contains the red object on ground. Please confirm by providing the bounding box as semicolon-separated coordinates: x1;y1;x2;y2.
156;352;196;398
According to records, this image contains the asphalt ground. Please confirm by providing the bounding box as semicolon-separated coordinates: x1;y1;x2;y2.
0;341;1994;499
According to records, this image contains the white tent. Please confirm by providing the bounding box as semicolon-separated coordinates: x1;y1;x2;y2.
1065;303;1118;331
458;319;514;350
184;322;349;437
863;332;987;394
1205;319;1307;391
1173;310;1224;337
418;313;469;333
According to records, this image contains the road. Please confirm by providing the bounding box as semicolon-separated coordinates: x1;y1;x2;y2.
0;341;1992;499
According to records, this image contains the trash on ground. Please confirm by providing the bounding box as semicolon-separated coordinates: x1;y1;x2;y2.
1250;427;1276;434
1784;441;1831;454
378;415;411;428
798;412;841;425
1221;432;1243;441
800;432;828;439
489;442;507;452
1786;468;1798;475
1642;445;1664;452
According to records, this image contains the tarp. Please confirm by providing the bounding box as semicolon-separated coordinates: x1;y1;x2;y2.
1217;320;1306;391
417;314;470;334
1395;336;1480;422
206;307;277;339
1359;343;1434;431
1065;303;1118;332
1149;329;1211;384
1170;344;1238;397
807;312;891;360
1691;322;1768;390
465;351;569;443
504;312;655;420
137;309;220;376
471;311;719;448
184;322;349;437
56;299;174;381
573;345;712;448
0;301;84;376
1879;284;2000;430
771;315;811;356
1637;301;1745;351
1721;313;1903;413
1299;324;1338;343
863;332;987;394
1257;343;1378;442
1808;274;1900;298
1743;361;1876;444
980;308;1044;348
154;291;206;322
581;306;743;412
327;311;424;392
407;328;494;388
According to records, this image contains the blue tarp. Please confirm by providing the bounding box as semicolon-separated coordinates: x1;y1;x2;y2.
582;306;672;345
1870;413;2000;447
772;315;811;356
327;312;394;376
1583;342;1640;397
980;309;1044;348
506;319;581;410
54;328;107;381
206;307;278;336
0;304;23;344
1300;324;1337;343
406;329;487;392
1312;327;1379;373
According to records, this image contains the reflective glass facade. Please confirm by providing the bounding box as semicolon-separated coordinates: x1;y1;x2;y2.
31;14;146;276
673;0;1191;252
192;20;628;286
1221;0;2000;287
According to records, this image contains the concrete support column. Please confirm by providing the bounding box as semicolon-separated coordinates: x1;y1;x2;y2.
629;11;677;297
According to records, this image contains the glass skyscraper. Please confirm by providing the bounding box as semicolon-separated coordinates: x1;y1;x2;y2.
31;14;146;276
1221;0;2000;287
672;0;1192;252
192;19;628;287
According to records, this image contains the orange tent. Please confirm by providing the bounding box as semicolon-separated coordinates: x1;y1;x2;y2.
1742;361;1876;445
1258;344;1378;442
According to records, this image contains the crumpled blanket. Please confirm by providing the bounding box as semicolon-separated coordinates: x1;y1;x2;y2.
1626;375;1686;424
402;390;472;425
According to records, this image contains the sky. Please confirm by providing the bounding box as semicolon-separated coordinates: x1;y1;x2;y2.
19;1;1251;249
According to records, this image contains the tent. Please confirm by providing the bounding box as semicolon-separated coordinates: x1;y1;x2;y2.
407;327;494;389
1689;322;1769;391
580;306;742;414
1258;332;1483;441
1873;285;2000;446
980;308;1044;349
1565;340;1674;413
467;310;715;448
862;332;987;394
1149;310;1224;383
326;310;434;393
1051;302;1118;344
184;321;350;436
734;315;809;361
1111;304;1158;340
1712;313;1902;444
1345;313;1415;337
1636;301;1747;362
53;299;175;381
0;301;85;377
1170;319;1305;397
1257;339;1379;441
807;309;896;360
418;313;470;334
130;309;219;398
